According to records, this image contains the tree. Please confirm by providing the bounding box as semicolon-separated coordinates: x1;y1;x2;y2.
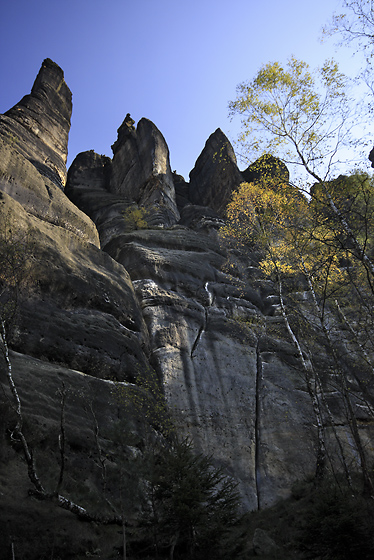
220;177;374;495
323;1;374;60
221;180;331;482
141;438;241;560
230;55;374;295
229;56;356;181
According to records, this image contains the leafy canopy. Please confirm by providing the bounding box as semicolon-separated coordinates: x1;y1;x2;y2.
324;0;374;57
229;56;353;182
221;178;350;301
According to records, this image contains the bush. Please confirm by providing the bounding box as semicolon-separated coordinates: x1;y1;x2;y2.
299;483;374;559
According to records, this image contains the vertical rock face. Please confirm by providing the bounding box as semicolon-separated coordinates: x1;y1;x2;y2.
0;59;97;241
0;60;149;381
0;58;72;187
189;128;244;215
3;60;374;558
110;115;180;226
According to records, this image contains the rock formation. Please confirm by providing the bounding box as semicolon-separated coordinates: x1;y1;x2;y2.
1;59;374;558
111;115;180;227
369;145;374;167
0;58;72;188
188;128;244;215
242;153;289;185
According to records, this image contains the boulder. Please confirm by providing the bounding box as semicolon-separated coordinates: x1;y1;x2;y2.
189;128;244;215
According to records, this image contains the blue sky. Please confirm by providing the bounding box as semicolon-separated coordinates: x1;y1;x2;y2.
0;0;370;180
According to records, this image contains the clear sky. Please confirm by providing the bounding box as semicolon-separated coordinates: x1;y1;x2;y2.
0;0;370;180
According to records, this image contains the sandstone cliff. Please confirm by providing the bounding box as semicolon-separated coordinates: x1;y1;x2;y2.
1;60;374;558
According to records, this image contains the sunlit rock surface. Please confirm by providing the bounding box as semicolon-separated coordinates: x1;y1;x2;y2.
0;58;72;188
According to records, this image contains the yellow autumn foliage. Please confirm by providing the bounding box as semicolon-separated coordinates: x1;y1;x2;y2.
221;179;347;300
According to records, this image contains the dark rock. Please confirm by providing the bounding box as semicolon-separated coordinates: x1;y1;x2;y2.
0;351;150;559
0;58;72;188
0;191;149;381
189;128;244;215
179;204;225;233
369;146;374;168
66;150;155;248
0;63;149;381
0;60;97;244
111;112;136;154
0;138;99;244
242;153;289;185
110;116;180;226
173;171;191;210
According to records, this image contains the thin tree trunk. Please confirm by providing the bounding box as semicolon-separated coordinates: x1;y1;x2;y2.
122;517;126;560
298;259;374;497
277;277;327;480
1;319;124;524
169;530;179;560
55;383;66;495
1;319;45;494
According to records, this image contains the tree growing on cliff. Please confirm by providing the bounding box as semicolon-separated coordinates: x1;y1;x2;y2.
221;176;374;495
221;180;332;481
229;56;356;181
230;54;374;290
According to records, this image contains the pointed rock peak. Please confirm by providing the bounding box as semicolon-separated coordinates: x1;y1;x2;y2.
109;115;179;226
1;58;72;187
111;113;136;155
189;128;243;215
32;58;71;99
136;117;173;177
210;127;237;157
242;154;289;185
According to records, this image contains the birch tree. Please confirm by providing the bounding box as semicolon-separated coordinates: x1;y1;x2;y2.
221;178;374;495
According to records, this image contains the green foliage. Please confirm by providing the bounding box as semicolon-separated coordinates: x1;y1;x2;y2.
310;172;374;254
221;170;374;492
299;481;374;559
140;437;241;559
123;205;148;231
229;56;354;181
3;132;19;148
220;179;308;278
112;366;175;439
